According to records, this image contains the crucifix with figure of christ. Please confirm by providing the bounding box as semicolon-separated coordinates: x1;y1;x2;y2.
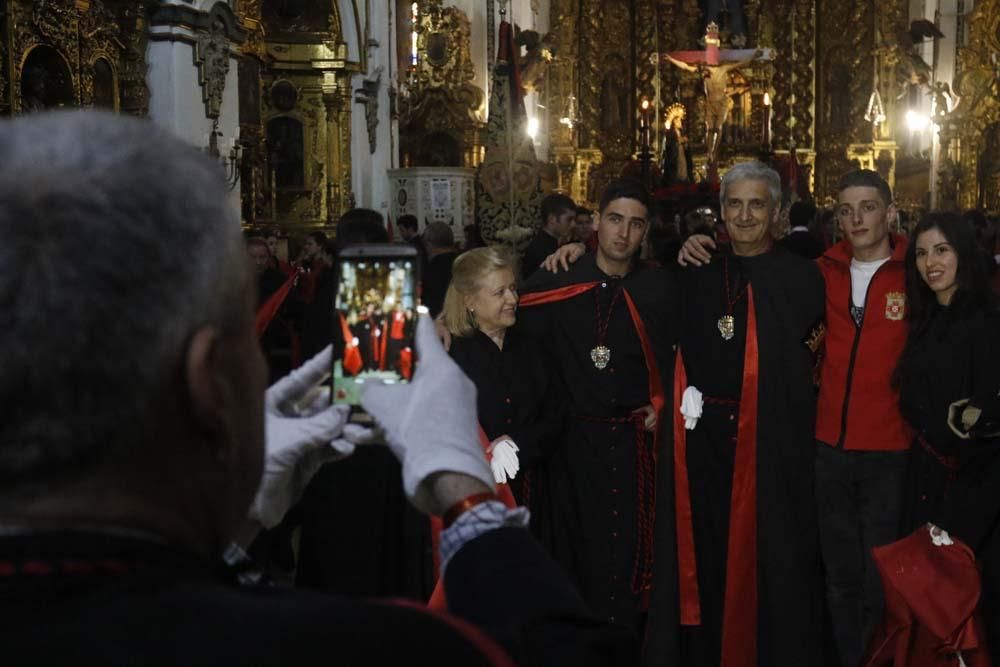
652;23;772;173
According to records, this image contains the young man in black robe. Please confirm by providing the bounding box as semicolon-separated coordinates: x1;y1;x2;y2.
645;162;826;666
518;180;679;636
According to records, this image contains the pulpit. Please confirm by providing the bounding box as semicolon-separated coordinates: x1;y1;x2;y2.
388;167;475;244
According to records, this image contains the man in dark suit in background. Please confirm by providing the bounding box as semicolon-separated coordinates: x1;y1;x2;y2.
779;200;826;259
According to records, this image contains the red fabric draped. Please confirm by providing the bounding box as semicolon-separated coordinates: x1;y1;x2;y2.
672;352;701;626
427;426;517;612
399;347;413;380
378;317;390;370
865;527;991;667
721;284;760;667
338;313;363;375
255;272;297;337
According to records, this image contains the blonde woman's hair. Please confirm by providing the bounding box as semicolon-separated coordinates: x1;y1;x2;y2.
442;246;518;337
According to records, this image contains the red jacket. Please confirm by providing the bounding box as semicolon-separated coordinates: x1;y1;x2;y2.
816;236;914;451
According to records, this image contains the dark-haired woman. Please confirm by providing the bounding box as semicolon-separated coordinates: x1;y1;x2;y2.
869;212;1000;664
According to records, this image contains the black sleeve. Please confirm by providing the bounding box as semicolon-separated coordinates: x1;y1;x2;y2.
968;310;1000;438
444;527;637;667
507;353;567;464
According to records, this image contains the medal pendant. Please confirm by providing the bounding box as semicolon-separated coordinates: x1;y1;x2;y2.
717;315;735;340
590;345;611;370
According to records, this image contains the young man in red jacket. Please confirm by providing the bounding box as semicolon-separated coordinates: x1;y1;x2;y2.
813;170;911;667
676;169;911;667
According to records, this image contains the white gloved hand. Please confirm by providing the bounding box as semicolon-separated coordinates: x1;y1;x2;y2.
249;346;367;529
361;315;495;514
928;523;955;547
680;386;704;431
489;438;520;484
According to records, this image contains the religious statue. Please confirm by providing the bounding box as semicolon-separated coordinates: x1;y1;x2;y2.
930;81;960;121
893;20;945;98
600;54;629;135
699;0;746;42
937;157;960;211
515;26;555;93
659;24;765;170
660;103;694;186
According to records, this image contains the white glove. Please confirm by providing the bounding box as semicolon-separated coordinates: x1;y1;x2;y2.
680;386;704;431
928;523;955;547
361;315;495;514
489;438;520;484
248;346;368;529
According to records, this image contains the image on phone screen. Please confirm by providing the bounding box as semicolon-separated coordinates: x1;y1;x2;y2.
333;251;418;405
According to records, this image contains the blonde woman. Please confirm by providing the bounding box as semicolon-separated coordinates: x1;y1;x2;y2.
425;247;564;612
442;246;564;500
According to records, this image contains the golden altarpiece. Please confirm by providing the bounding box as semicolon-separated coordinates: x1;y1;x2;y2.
238;0;360;231
0;0;150;116
938;0;1000;213
536;0;998;212
396;0;484;169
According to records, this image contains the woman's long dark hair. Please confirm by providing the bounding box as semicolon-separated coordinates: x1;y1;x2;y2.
892;211;994;388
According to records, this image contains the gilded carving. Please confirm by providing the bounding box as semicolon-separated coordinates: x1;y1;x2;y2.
400;0;483;169
195;16;231;120
5;0;149;116
951;0;1000;210
256;0;355;229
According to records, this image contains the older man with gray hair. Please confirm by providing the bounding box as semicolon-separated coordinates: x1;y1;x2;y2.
642;161;827;666
0;111;633;665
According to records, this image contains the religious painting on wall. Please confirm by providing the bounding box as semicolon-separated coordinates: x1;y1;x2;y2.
21;46;75;112
262;0;333;35
92;58;116;110
267;116;305;188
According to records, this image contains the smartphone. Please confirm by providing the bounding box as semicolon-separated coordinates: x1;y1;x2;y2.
333;244;420;406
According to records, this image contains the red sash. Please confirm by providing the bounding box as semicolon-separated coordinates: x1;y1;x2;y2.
520;280;665;604
255;272;297;337
673;286;760;664
337;313;363;375
720;285;759;667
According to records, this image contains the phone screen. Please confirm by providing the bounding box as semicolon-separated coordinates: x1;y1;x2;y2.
333;248;419;406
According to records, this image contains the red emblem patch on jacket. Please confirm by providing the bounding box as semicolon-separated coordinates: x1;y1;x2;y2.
885;292;906;321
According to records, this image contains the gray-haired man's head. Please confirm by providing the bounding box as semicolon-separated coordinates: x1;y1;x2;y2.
0;111;264;537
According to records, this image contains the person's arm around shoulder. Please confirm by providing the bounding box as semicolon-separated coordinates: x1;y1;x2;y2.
677;234;716;266
540;242;586;274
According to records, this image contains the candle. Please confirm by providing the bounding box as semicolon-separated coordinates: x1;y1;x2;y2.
762;92;772;148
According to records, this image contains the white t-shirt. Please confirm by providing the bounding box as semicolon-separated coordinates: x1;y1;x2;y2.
850;256;890;310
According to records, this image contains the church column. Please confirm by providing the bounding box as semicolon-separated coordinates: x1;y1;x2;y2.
350;0;395;220
147;1;248;211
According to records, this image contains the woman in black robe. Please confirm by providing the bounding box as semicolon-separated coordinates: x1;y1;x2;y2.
442;247;565;510
882;212;1000;662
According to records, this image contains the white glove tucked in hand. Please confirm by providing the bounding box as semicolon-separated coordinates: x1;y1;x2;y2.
680;386;704;431
489;437;519;485
361;315;496;514
928;523;955;547
249;345;370;529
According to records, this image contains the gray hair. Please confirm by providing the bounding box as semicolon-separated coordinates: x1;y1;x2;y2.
720;161;782;210
0;110;245;487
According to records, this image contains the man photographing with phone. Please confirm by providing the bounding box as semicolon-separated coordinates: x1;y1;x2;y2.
0;111;632;665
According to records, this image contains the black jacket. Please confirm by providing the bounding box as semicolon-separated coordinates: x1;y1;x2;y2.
0;527;634;666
